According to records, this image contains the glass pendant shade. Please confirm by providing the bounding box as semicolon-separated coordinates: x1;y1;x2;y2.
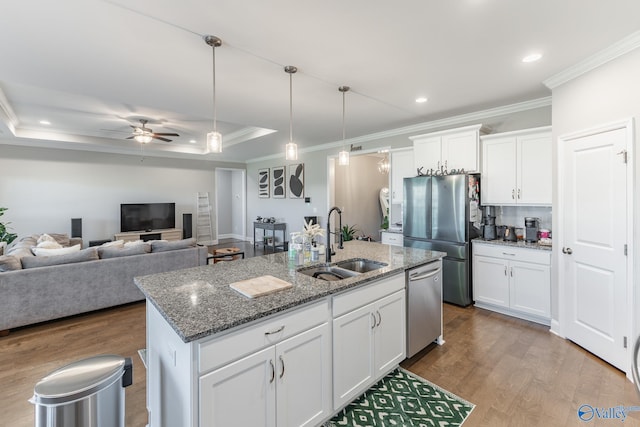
206;131;223;154
338;149;350;165
378;157;390;174
285;141;298;161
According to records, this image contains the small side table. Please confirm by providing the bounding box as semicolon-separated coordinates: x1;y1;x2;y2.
253;222;287;253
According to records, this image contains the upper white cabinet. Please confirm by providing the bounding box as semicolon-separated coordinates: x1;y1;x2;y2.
481;126;552;206
390;148;414;204
410;124;488;174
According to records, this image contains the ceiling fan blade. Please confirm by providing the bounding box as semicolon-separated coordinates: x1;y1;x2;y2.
153;132;180;137
153;136;172;142
125;136;134;139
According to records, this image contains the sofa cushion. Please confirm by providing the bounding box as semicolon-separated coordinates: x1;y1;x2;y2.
32;244;81;257
21;247;99;269
0;255;22;272
99;244;151;259
151;238;197;253
100;240;125;249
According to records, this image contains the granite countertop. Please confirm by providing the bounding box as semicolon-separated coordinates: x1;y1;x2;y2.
135;240;445;343
472;237;552;251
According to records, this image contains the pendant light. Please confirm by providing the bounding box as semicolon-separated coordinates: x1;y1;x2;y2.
284;65;298;161
204;35;223;154
337;86;350;166
378;155;390;174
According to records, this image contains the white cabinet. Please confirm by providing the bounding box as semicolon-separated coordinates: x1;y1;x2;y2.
200;323;331;427
332;274;405;409
410;124;487;173
390;148;414;204
473;242;551;325
481;127;552;205
380;231;403;247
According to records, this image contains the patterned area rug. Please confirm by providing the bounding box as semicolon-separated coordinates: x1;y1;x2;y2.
325;368;474;427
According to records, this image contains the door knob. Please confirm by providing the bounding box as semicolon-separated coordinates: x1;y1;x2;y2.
562;247;573;255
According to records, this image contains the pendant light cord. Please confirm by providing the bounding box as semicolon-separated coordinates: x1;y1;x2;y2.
289;71;293;143
342;89;346;143
212;44;217;132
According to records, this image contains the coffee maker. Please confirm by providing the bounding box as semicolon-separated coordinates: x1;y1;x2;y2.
525;217;540;243
482;206;497;240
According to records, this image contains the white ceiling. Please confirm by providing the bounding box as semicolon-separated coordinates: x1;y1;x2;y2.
1;0;639;163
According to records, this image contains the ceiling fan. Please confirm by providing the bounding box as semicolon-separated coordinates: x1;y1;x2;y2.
126;119;179;143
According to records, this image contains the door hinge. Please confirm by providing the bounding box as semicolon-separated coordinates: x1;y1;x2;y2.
624;336;628;348
618;150;628;164
624;244;628;256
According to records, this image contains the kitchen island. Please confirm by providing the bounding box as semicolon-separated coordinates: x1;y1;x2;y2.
135;240;444;427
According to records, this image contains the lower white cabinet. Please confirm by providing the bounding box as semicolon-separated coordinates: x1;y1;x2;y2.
473;242;550;325
200;322;331;427
332;275;406;409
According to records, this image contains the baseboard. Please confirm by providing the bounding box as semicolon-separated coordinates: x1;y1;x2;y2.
218;233;245;241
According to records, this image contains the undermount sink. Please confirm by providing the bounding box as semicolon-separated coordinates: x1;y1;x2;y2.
297;258;388;281
335;258;388;273
297;265;359;281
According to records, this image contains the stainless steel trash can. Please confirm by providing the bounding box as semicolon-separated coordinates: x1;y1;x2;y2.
30;354;133;427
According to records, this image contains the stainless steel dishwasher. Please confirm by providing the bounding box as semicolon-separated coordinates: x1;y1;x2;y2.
406;260;443;358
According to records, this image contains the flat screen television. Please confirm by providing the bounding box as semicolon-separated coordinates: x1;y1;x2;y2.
120;203;176;232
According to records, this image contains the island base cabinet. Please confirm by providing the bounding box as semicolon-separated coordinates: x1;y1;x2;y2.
200;323;332;427
333;290;406;409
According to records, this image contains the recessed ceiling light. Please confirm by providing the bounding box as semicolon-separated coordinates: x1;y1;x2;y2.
522;53;542;63
415;97;428;103
39;120;51;125
189;139;197;144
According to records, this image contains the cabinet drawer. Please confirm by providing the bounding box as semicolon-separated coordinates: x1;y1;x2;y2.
199;299;329;373
381;232;403;246
333;274;405;318
473;242;550;265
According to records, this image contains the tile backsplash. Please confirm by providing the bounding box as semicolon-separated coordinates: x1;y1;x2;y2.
489;205;552;231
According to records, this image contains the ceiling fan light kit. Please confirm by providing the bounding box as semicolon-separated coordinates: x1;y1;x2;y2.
337;85;350;166
284;65;298;161
127;119;178;144
204;35;223;154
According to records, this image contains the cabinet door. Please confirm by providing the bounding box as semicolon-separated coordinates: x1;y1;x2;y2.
482;137;517;205
509;261;551;318
333;303;375;409
373;290;406;377
276;323;332;427
473;255;509;308
391;149;415;204
517;132;552;205
443;130;479;172
200;347;276;427
413;136;441;173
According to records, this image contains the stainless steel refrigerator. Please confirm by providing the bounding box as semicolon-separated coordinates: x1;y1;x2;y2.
403;174;481;306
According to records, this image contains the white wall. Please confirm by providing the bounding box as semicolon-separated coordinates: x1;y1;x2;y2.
0;144;244;246
550;48;640;333
216;168;245;239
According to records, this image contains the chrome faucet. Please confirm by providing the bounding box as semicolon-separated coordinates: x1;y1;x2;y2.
326;206;343;262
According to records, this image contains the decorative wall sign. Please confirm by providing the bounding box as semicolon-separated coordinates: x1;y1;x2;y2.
258;168;270;198
288;163;304;198
272;166;286;198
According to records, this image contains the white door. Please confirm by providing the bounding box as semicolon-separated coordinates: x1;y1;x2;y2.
276;323;332;427
443;130;479;172
413;136;441;173
518;132;552;205
509;260;550;318
473;255;509;308
332;303;375;409
373;290;406;376
200;346;276;427
562;125;628;371
482;137;517;205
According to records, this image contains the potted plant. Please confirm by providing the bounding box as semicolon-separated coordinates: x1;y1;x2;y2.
0;207;18;249
341;224;358;242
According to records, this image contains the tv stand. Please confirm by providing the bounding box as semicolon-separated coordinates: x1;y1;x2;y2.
114;228;182;243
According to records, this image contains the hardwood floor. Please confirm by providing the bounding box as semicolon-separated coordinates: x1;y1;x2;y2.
2;294;639;426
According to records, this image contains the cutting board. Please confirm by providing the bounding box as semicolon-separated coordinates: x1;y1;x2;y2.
229;275;293;298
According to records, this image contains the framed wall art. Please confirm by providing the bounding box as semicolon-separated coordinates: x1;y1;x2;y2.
272;166;286;198
258;168;270;198
288;163;304;199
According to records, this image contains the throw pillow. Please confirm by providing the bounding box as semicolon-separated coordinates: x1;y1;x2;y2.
21;247;99;269
36;234;57;245
32;244;81;257
124;240;145;247
100;240;125;249
99;244;151;259
151;238;197;253
36;240;63;250
0;255;22;272
49;233;71;247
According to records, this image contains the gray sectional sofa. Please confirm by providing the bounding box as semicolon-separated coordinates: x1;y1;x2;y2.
0;234;208;332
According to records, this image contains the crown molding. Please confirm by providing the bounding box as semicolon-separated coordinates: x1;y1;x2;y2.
246;96;552;164
0;86;18;135
544;30;640;89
